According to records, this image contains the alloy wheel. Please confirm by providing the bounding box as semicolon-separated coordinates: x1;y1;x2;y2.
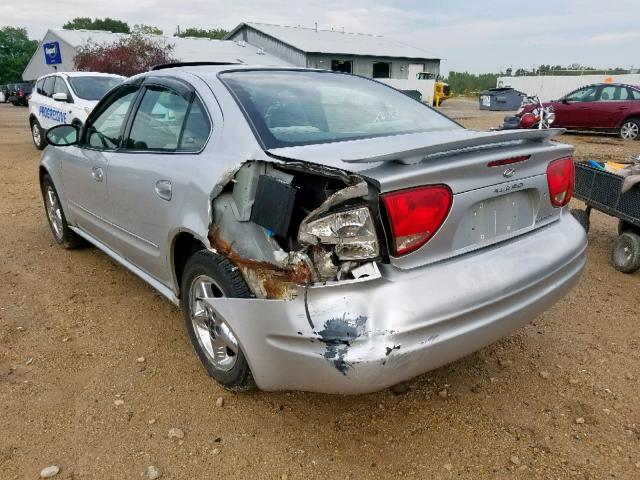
45;186;64;240
189;275;238;371
620;121;639;140
32;123;41;146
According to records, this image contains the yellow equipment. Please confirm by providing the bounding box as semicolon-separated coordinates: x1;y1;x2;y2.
417;73;451;107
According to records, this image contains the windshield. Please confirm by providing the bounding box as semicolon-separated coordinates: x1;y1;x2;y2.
68;76;123;101
220;70;460;148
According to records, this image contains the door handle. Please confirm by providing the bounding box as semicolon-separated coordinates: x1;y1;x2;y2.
155;180;172;201
91;166;104;182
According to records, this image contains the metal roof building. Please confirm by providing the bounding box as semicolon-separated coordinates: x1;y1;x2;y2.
225;22;441;81
22;29;290;81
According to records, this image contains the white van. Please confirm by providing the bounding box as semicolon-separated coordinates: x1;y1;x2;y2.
29;72;124;149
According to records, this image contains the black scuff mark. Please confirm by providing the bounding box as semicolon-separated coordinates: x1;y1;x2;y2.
385;344;401;356
317;314;367;375
303;285;314;329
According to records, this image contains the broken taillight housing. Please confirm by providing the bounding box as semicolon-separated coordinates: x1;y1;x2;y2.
301;206;379;260
546;157;575;207
382;185;452;256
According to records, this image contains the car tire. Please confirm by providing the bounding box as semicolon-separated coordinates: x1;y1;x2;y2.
618;219;639;235
181;250;255;390
619;119;640;140
31;119;46;150
570;208;590;232
40;174;85;249
611;232;640;273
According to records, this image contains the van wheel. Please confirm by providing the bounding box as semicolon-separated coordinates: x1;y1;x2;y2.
181;250;255;390
612;232;640;273
40;174;85;249
31;119;46;150
620;119;640;140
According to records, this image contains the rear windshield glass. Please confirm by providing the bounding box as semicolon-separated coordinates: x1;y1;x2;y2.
68;76;123;101
220;70;460;148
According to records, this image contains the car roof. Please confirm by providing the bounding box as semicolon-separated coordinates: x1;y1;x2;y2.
36;71;125;81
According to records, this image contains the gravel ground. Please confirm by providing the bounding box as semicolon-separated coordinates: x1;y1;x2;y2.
1;100;639;480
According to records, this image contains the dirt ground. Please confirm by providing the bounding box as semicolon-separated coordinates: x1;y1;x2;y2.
1;99;639;480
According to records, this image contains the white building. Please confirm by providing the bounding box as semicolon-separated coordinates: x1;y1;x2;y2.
22;29;291;81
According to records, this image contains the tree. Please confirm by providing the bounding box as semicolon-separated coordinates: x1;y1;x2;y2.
74;34;178;76
132;24;163;35
175;27;228;40
0;27;38;83
63;17;130;33
445;71;499;95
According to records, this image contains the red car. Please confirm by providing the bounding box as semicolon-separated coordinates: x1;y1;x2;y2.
519;83;640;140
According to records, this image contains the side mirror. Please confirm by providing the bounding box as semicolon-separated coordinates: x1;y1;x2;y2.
561;98;569;104
52;92;68;102
46;124;79;146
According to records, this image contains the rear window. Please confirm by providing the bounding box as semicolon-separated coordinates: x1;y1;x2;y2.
68;76;123;101
220;70;460;149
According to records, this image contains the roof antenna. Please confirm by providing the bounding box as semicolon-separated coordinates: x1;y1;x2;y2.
315;22;318;32
342;26;345;33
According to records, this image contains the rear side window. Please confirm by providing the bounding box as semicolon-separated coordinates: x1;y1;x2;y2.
628;88;640;100
179;98;211;151
42;76;55;97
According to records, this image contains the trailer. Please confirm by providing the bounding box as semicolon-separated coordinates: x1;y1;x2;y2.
571;162;640;273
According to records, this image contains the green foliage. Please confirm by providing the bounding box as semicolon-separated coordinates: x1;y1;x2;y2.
513;64;631;76
445;71;499;96
63;17;130;33
132;24;163;35
174;27;228;40
0;26;38;83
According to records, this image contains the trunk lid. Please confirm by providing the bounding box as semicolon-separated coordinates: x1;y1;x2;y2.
267;128;573;270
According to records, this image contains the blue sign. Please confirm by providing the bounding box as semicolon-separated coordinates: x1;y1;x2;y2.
43;41;62;65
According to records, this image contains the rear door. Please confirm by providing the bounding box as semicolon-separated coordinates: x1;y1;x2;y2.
106;77;212;283
587;85;633;128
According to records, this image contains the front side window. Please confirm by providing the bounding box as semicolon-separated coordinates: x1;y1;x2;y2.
86;88;138;149
127;87;190;151
68;76;123;101
566;86;598;102
42;76;55;97
53;77;71;98
221;70;460;148
598;85;628;101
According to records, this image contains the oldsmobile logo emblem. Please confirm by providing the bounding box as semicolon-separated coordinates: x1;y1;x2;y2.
503;168;516;178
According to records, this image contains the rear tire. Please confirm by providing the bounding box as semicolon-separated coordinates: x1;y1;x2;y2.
619;119;640;140
31;119;46;150
570;208;590;232
612;232;640;273
181;250;255;390
40;174;85;249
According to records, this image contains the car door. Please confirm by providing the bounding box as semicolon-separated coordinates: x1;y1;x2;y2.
106;77;211;283
60;83;140;244
554;85;598;128
587;85;633;129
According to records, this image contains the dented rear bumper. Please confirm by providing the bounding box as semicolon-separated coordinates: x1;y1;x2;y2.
204;210;587;394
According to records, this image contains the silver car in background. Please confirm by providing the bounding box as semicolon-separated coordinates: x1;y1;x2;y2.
41;65;587;394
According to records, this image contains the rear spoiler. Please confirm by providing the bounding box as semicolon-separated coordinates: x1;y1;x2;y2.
341;128;565;165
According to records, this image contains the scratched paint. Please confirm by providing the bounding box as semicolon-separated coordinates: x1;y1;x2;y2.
317;314;367;375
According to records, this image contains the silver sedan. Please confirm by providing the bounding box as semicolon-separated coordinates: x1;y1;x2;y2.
41;65;587;394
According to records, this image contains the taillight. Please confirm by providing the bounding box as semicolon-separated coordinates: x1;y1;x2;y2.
18;90;24;97
382;185;452;256
547;157;575;207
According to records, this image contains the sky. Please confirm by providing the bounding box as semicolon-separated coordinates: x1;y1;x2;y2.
2;0;639;73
